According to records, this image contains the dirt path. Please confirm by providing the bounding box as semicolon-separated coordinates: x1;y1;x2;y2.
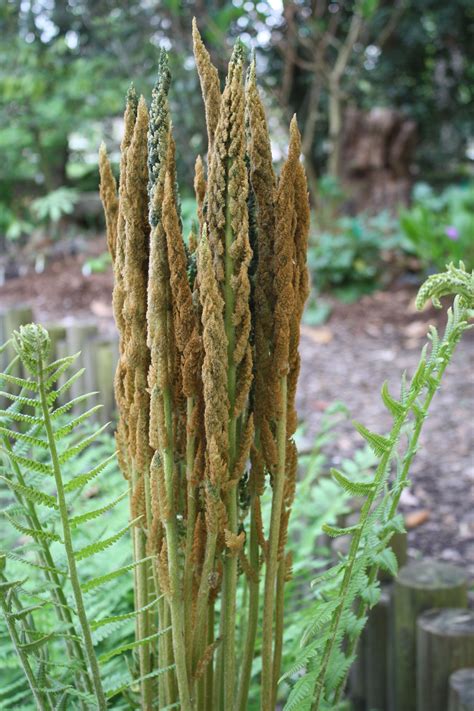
1;255;473;576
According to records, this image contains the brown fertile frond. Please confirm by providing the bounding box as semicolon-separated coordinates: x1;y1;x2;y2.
287;140;310;436
114;85;138;340
194;155;206;231
162;152;201;398
99;143;119;262
273;115;302;384
121;96;151;466
198;230;229;481
231;413;254;483
192;18;221;155
246;58;277;431
194;640;220;681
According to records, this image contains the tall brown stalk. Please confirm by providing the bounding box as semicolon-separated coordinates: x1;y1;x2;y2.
99;23;310;711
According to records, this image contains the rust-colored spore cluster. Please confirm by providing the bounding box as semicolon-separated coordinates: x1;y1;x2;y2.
99;21;309;711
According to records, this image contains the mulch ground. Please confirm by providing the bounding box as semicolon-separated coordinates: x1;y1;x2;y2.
1;247;473;578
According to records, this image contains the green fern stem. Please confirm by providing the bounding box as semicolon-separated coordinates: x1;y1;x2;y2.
273;553;286;708
236;495;260;711
0;582;49;711
221;165;239;711
261;375;288;711
1;434;93;703
37;357;108;710
131;464;153;711
333;323;461;705
162;386;193;711
183;395;197;677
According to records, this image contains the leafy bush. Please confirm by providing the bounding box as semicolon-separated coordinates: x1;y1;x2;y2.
309;211;404;302
400;182;474;270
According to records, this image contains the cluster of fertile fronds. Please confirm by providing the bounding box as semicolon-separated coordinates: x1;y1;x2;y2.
282;262;474;711
99;20;310;711
0;325;169;709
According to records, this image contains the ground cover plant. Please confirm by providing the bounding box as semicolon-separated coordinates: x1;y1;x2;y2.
1;23;473;711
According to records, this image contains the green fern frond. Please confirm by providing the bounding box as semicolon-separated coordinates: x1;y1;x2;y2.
54;406;103;440
63;452;116;493
0;372;39;392
0;426;49;450
329;468;374;496
352;422;391;457
50;392;99;420
81;558;150;594
322;523;361;538
98;627;172;664
76;518;140;561
58;423;109;464
415;261;474;310
0;477;58;509
69;490;128;529
3;514;61;543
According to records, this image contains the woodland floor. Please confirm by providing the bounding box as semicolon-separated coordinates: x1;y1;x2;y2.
1;241;473;579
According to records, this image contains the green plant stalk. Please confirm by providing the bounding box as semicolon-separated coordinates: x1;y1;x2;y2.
236;496;260;711
0;585;49;711
183;395;197;676
309;336;459;711
1;434;92;703
131;466;153;711
333;335;457;705
162;387;192;711
261;375;287;711
205;598;215;708
221;166;239;711
37;358;107;711
272;556;286;708
192;525;218;690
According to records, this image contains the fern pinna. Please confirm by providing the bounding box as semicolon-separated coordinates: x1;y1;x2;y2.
282;263;474;711
0;324;170;709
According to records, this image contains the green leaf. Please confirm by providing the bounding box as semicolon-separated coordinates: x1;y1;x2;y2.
374;547;398;577
64;452;116;493
19;633;54;655
0;391;42;409
0;409;41;426
81;558;150;593
98;627;172;664
54;368;85;400
105;665;176;700
69;490;128;529
75;518;139;561
0;476;58;509
43;355;79;389
51;392;98;420
361;583;381;607
0;372;38;391
54;406;102;439
322;522;361;538
0;448;53;476
0;426;49;450
330;468;375;496
3;513;61;543
58;423;109;464
381;381;405;419
353;421;391;457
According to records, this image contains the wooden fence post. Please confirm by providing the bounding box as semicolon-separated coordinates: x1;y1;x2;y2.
417;609;474;711
0;306;34;375
448;668;474;711
390;561;468;711
365;584;391;711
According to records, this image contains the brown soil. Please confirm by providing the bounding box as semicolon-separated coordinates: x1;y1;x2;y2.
1;253;473;577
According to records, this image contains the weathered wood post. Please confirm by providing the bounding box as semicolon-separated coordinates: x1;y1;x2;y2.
417;609;474;711
66;322;98;402
365;584;391;711
94;338;117;423
390;561;468;711
448;668;474;711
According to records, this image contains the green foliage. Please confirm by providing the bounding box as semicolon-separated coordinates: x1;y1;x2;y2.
0;325;165;709
400;182;474;270
309;211;403;302
282;263;474;710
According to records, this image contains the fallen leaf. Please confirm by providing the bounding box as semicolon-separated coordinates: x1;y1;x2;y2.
405;509;430;529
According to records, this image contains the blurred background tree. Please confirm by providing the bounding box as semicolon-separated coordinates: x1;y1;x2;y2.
0;0;472;282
